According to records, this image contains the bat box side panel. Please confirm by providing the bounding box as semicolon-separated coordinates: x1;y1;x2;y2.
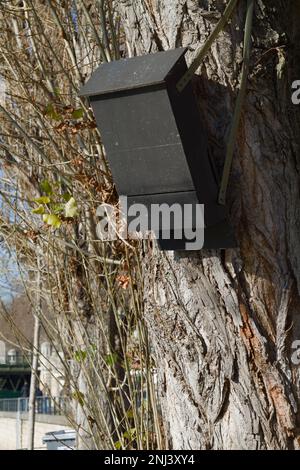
165;58;227;226
90;86;196;196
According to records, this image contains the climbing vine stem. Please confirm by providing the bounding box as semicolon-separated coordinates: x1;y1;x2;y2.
218;0;255;205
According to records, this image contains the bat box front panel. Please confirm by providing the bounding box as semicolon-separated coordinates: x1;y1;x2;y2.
90;87;195;196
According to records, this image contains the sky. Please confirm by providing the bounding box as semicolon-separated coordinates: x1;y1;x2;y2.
0;78;21;302
0;249;21;303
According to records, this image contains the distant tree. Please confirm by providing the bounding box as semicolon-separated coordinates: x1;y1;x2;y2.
0;0;160;450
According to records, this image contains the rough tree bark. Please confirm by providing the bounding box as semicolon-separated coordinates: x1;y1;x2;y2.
117;0;300;449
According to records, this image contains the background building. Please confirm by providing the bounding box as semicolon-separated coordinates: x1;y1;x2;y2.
0;295;64;398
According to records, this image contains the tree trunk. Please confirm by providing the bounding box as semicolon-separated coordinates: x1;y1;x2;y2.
117;0;300;449
27;257;42;450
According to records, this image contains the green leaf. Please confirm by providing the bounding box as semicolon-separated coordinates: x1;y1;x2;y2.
45;103;54;114
88;343;97;358
123;428;136;440
64;197;78;218
43;213;62;228
72;108;84;119
52;203;64;215
72;391;85;407
126;408;134;419
74;350;87;363
45;103;61;121
34;196;51;204
32;206;45;215
114;441;122;450
62;192;72;202
105;353;118;367
40;180;53;195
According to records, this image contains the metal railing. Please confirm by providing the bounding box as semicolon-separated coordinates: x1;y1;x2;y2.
0;396;68;415
0;354;31;366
